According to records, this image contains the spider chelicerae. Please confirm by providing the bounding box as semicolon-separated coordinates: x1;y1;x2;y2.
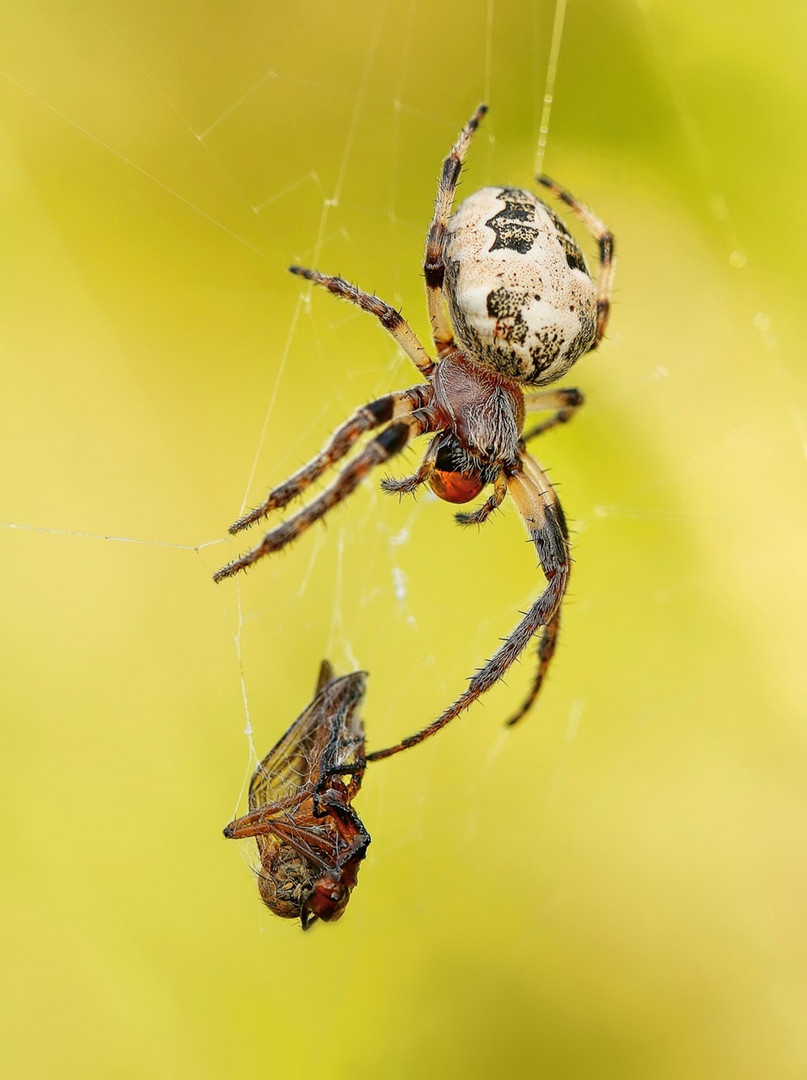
215;105;615;762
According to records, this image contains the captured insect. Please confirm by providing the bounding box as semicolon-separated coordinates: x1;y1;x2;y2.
223;661;370;929
215;106;615;761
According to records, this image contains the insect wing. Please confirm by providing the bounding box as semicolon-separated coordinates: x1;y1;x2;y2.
224;664;371;926
248;669;367;814
314;671;367;788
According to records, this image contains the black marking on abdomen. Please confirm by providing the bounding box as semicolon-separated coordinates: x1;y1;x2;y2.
543;205;587;272
486;189;541;254
486;287;529;346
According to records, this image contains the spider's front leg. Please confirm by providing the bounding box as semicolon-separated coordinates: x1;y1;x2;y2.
380;436;441;497
314;758;366;810
229;386;431;535
505;606;561;727
312;788;370;859
502;450;569;725
365;452;570;761
214;409;440;582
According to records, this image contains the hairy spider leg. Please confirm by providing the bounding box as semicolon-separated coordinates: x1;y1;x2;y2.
365;457;570;761
229;386;430;534
521;387;585;443
506;392;583;717
424;103;488;357
454;468;509;526
536;176;615;346
506;607;561;727
214;410;440;582
504;448;568;726
289;266;436;377
312;753;367;814
380;434;441;496
312;789;371;858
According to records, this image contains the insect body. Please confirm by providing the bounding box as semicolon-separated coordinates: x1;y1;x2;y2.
223;661;370;929
215;106;615;761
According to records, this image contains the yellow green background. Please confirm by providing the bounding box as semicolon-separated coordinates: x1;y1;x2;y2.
3;1;805;1076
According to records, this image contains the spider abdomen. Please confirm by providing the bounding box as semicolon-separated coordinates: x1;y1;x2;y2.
443;187;597;387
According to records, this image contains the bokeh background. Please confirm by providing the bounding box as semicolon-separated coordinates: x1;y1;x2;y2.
2;1;806;1076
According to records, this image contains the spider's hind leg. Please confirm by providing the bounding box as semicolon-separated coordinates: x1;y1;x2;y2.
536;176;615;347
424;104;488;357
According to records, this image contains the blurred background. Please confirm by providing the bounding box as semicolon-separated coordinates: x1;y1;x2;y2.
2;0;806;1076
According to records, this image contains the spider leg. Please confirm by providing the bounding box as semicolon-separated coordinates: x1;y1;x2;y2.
290;266;436;378
505;607;561;726
424;104;488;357
522;387;584;443
314;760;367;807
365;454;569;761
380;436;440;496
504;447;567;725
536;176;615;347
454;469;508;525
313;789;370;857
229;386;431;534
214;411;439;581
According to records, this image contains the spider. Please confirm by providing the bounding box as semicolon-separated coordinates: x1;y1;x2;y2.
223;660;370;929
214;105;615;762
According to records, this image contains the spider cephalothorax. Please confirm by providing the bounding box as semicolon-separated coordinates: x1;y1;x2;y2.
215;106;615;761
